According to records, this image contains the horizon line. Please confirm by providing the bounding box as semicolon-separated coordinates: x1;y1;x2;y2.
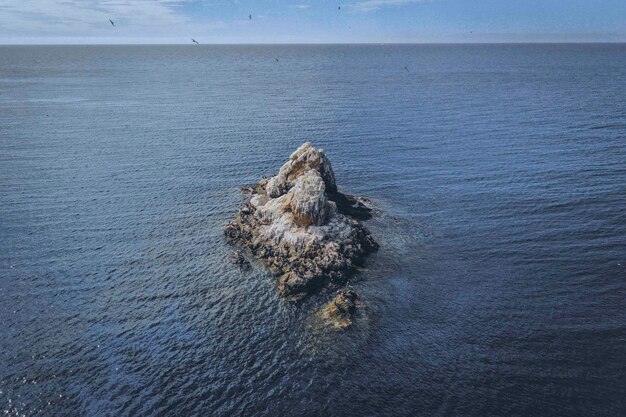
1;41;626;46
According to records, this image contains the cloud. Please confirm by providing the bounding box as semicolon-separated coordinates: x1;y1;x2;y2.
351;0;427;13
0;0;194;37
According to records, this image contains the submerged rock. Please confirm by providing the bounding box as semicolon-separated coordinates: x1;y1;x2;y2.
224;142;378;300
229;250;250;269
320;290;360;329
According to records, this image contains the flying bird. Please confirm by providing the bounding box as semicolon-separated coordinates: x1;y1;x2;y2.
275;58;279;62
192;38;199;44
338;6;341;10
109;19;115;27
249;14;252;20
404;66;409;72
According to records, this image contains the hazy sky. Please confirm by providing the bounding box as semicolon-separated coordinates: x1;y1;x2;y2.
1;0;625;44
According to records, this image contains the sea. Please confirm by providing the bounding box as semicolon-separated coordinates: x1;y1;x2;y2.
1;44;625;416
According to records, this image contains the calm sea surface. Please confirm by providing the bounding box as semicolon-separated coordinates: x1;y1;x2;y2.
1;44;625;416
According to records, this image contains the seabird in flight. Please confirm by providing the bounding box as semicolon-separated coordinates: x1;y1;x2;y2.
249;14;252;20
109;19;115;27
192;38;199;44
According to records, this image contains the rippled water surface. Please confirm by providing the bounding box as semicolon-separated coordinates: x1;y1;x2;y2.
1;44;625;416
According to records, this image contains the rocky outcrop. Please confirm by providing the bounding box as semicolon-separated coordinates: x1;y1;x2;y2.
320;290;360;330
224;142;378;300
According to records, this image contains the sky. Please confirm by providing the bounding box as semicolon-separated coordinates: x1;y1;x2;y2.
0;0;625;44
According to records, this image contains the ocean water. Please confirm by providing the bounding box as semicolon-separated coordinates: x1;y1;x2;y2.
0;44;625;417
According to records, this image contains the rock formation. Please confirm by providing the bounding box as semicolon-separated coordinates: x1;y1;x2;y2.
320;290;360;329
224;142;378;300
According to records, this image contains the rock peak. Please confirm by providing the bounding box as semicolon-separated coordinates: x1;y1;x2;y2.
265;142;337;198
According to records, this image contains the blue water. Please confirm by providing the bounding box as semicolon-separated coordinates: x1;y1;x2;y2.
1;44;625;416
